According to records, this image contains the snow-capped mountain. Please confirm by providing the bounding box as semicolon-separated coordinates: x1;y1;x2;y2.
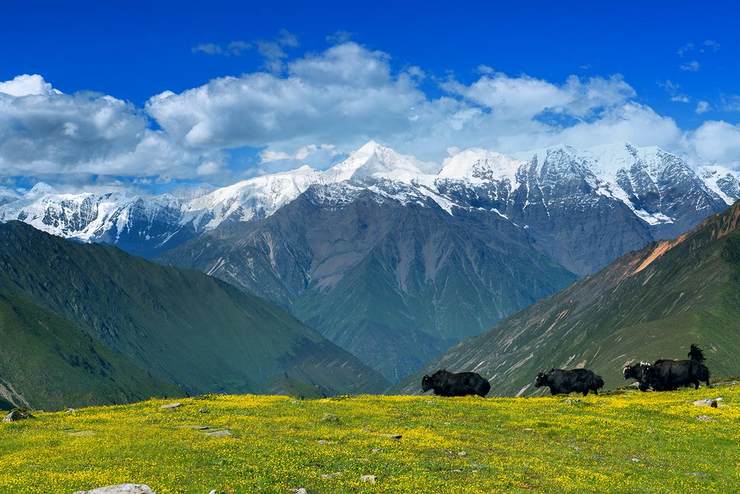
323;140;433;183
0;140;737;265
698;165;740;205
0;184;195;257
183;165;321;230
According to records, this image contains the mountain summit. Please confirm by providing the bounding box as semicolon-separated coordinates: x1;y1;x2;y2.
324;140;431;183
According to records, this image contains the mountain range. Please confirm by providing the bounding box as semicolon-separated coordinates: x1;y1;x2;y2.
400;200;740;396
1;141;738;381
2;141;737;270
0;222;387;410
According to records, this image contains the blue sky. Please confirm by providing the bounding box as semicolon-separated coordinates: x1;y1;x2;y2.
1;1;739;187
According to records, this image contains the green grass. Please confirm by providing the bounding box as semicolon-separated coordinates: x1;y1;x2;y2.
1;385;738;493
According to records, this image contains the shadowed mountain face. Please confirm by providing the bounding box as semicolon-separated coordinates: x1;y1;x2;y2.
0;222;388;409
165;186;577;381
399;201;740;396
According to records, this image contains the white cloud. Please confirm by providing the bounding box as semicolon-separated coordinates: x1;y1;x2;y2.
146;42;425;152
257;143;342;173
196;160;222;175
695;100;711;114
260;143;338;163
441;72;634;119
689;121;740;165
555;104;682;150
2;40;740;180
680;60;700;72
0;75;215;178
0;74;56;97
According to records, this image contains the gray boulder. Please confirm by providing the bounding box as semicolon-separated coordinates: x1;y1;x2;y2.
73;485;155;494
3;408;33;422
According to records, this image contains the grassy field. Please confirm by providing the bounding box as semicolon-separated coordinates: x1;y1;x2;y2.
1;385;738;494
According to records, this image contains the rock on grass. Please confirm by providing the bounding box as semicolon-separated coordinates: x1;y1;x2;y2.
73;484;155;494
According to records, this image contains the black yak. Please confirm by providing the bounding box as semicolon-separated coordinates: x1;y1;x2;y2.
622;362;652;391
534;368;604;396
421;370;490;397
623;344;710;391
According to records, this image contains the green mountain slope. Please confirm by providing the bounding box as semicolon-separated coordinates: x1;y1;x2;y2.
400;201;740;396
0;288;180;410
0;222;388;409
165;189;576;381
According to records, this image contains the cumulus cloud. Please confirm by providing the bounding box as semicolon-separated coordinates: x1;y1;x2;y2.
146;42;425;153
689;121;740;165
2;40;740;181
441;72;635;119
0;74;57;97
0;75;215;178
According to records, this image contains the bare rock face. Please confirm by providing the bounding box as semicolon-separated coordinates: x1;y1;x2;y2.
73;484;155;494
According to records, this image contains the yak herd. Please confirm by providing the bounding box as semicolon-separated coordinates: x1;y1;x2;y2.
421;344;712;397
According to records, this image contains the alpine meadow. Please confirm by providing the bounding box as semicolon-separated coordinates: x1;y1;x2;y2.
0;2;739;493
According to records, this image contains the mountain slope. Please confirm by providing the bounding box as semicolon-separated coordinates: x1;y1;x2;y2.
400;201;740;396
0;286;181;410
0;222;388;408
165;185;576;381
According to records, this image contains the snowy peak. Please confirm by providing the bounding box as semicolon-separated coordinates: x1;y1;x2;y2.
324;140;428;183
0;188;191;257
1;140;737;261
439;149;524;185
184;165;320;229
699;165;740;205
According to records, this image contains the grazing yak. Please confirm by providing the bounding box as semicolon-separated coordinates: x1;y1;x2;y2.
624;344;710;391
622;362;652;391
534;368;604;396
421;370;490;397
